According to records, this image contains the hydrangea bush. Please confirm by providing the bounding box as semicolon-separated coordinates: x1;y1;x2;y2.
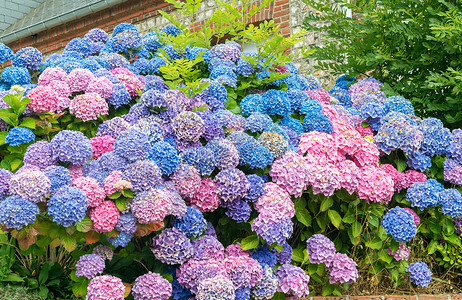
0;0;460;298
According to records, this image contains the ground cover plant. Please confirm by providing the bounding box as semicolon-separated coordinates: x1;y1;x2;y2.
0;0;461;299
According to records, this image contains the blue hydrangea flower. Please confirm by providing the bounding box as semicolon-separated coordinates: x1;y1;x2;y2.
381;207;417;243
240;94;266;116
107;232;134;248
0;43;14;63
329;86;352;106
239;140;274;169
406;261;432;287
287;89;310;112
108;83;131;108
299;100;323;115
85;28;109;43
129;57;150;75
142;32;162;53
418;118;451;156
245;113;272;132
82;58;104;72
179;146;216;176
235;286;250;300
51;130;93;165
141;89;167;109
236;55;255;77
115;213;138;234
252;245;277;269
440;189;462;218
271;240;293;264
245;174;265;202
303;113;334;134
301;75;322;90
0;196;39;230
262;89;290;116
112;30;142;52
64;38;93;56
1;67;31;85
47;186;88;227
57;60;83;74
250;266;278;300
148;141;179;175
225;199;251;223
285;62;297;74
12;47;42;70
406;151;432;172
172;206;207;238
384;96;414;115
62;50;84;60
160;24;183;37
113;128;152;162
184;46;206;60
44;166;72;192
199;80;227;103
360;102;386;120
5;127;35;146
406;179;444;211
279;117;304;135
335;75;356;90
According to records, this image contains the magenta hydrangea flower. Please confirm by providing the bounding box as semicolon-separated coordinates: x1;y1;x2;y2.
388;243;410;261
38;67;68;85
75;254;105;279
90;135;116;159
336;160;360;194
380;164;401;186
269;151;310;197
132;272;172;300
351;138;380;167
225;243;251;258
333;120;362;155
151;227;193;265
90;201;120;233
357;166;394;204
86;275;125;300
395;170;427;192
274;264;310;297
305;88;331;106
86;76;114;99
214;168;249;203
23;141;57;169
72;176;105;208
9;170;51;203
172;111;205;142
66;68;95;92
171;163;201;199
27;85;60;113
190;178;220;212
131;188;172;224
327;253;358;284
306;234;336;265
69;92;109;121
113;72;143;96
48;80;71;104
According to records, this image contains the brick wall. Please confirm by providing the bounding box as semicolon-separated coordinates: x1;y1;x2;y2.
4;0;334;86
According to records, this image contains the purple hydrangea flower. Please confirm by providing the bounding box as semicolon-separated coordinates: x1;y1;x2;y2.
388;243;410;261
306;234;336;265
205;138;239;170
93;245;113;261
44;166;72;191
251;215;293;246
214;168;249;203
192;235;225;261
9;170;51;203
75;254;105;279
177;258;225;294
327;253;358;284
115;213;137;234
23;141;57;169
0;169;12;199
113;128;152;162
151;227;193;265
123;160;162;193
271;241;293;265
196;275;236;300
172;112;205;142
51;130;93;165
132;272;172;300
274;264;310;297
224;199;251;223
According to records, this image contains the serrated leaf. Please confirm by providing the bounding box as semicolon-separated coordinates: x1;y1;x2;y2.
322;283;335;296
328;209;342;228
240;234;260;250
351;221;362;237
379;249;392;264
343;214;356;223
320;197;333;211
428;240;438;254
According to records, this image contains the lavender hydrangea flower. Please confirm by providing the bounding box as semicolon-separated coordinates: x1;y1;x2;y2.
131;188;172;224
172;111;205;142
9;170;51;203
115;213;138;234
0;196;39;230
44;166;72;191
97;117;131;138
251;215;293;246
406;261;432;287
225;199;251;223
215;168;249;203
205;138;239;170
151;227;193;265
192;235;225;260
0;169;12;199
196;275;236;300
327;253;358;284
23;141;57;169
388;243;410;261
271;241;293;265
113;128;151;162
51;130;93;165
381;207;417;243
132;272;172;300
75;254;105;279
123;160;162;193
306;234;336;265
47;186;88;227
274;264;310;297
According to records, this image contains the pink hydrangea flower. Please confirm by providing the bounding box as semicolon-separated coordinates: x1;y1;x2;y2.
68;164;83;181
27;86;60;113
356;124;374;138
336;160;360;194
333;120;362;155
90;135;116;159
380;164;401;186
225;243;251;258
299;131;338;163
395;170;427;192
190;178;220;212
90;200;120;233
351;138;380;167
104;170;123;196
322;104;339;122
306;161;341;196
38;67;68;85
48;79;71;98
73;176;105;208
86;275;125;300
86;77;114;99
131;189;172;224
69;92;109;121
66;68;95;92
269;151;310;197
114;180;132;191
110;68;133;76
305;88;331;105
357;166;394;204
388;243;410;261
254;182;295;220
171;164;201;199
114;73;143;96
223;255;263;288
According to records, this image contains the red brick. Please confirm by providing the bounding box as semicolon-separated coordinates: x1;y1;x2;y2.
350;296;383;300
418;295;449;300
449;296;462;300
312;297;348;300
275;0;289;6
385;296;417;300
